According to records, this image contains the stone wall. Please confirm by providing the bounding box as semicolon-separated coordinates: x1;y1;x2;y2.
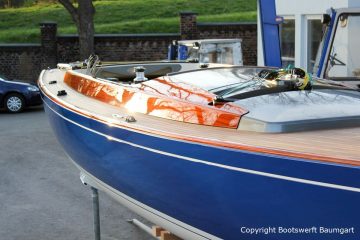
0;44;42;82
180;12;198;40
57;33;180;63
0;12;257;83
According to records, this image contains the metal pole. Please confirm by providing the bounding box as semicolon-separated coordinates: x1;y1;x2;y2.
91;187;101;240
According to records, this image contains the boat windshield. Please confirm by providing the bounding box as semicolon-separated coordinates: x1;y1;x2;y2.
167;67;273;92
167;66;347;101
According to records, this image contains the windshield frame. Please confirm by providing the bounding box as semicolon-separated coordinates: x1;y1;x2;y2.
312;23;329;76
316;9;360;80
323;12;360;81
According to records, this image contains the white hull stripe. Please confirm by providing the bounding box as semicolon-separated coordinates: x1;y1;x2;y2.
44;100;360;193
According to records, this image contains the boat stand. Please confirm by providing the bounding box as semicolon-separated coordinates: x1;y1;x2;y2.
91;187;101;240
81;173;181;240
128;219;182;240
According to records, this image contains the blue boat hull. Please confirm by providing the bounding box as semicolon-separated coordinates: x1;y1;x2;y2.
42;93;360;240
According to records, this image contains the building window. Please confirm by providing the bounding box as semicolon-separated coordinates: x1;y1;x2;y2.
307;19;322;72
280;18;295;67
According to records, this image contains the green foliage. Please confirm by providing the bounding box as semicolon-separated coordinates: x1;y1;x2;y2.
0;0;257;43
0;0;58;8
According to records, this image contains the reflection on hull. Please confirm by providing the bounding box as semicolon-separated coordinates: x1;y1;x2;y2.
42;92;360;240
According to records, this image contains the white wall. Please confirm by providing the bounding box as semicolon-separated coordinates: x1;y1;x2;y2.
275;0;351;15
257;0;360;69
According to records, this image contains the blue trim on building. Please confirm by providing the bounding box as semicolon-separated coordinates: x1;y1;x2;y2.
259;0;282;67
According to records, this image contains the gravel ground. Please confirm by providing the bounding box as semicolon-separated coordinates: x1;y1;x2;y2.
0;107;152;240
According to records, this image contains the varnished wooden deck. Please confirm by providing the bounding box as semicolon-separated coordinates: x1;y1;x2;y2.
40;69;360;166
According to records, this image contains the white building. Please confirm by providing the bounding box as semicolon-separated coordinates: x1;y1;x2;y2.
257;0;360;73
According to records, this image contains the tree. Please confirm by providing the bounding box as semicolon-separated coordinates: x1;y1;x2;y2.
58;0;95;60
0;0;24;8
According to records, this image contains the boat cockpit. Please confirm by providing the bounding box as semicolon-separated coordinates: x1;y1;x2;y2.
57;61;360;133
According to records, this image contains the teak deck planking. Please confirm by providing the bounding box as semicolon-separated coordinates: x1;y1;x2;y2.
40;69;360;166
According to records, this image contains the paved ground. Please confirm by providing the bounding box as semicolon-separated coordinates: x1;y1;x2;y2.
0;107;152;240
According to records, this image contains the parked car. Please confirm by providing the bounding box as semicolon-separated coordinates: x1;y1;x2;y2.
0;74;42;113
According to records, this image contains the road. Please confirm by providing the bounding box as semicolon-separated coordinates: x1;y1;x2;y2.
0;107;152;240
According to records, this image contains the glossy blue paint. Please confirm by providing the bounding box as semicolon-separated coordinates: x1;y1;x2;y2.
178;45;188;60
42;93;360;240
259;0;282;67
